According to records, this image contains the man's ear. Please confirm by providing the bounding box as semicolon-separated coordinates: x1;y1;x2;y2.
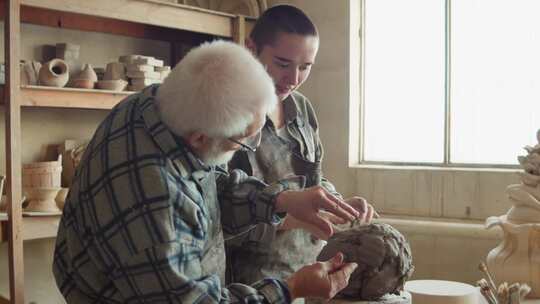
184;131;210;151
245;38;258;55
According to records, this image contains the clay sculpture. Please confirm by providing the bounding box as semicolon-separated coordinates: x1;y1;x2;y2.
317;223;414;301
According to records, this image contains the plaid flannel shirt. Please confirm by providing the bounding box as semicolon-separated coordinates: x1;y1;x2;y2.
53;85;292;304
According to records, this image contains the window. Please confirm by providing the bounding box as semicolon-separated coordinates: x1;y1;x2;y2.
361;0;540;167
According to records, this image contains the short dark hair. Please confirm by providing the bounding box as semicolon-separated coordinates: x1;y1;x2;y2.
250;5;318;51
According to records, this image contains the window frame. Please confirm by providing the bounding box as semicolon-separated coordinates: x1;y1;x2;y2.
357;0;521;170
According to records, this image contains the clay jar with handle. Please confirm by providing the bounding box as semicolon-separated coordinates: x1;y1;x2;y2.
39;59;69;87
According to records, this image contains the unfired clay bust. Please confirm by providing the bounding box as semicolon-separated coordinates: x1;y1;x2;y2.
317;223;414;301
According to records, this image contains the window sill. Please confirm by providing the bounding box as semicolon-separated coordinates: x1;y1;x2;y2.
375;214;502;240
351;163;520;173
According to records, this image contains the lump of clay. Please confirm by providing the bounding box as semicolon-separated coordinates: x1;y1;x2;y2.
317;223;414;301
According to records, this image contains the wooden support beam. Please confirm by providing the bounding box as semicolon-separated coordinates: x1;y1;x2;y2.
5;0;25;303
232;15;246;45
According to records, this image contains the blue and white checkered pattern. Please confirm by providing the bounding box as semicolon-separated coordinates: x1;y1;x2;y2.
53;85;292;303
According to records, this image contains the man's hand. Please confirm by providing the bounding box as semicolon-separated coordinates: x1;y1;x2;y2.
344;196;379;225
286;252;357;300
274;186;360;239
279;211;347;240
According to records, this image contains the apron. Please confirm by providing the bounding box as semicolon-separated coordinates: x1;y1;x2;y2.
192;169;226;284
228;121;325;285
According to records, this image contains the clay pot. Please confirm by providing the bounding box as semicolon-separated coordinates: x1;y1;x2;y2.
23;187;61;212
104;62;126;80
55;187;69;211
71;63;97;89
39;59;69;87
96;79;128;91
71;79;95;89
22;159;62;188
76;63;98;82
20;61;42;85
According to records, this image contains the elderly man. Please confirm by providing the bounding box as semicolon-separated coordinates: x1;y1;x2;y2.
53;40;359;304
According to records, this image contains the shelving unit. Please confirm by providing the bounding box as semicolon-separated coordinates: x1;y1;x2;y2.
0;86;134;109
1;216;60;242
1;0;255;302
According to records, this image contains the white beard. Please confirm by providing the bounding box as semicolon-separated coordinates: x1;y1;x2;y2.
199;141;235;166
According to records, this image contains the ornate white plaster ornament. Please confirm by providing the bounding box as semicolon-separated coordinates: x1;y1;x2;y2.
486;129;540;298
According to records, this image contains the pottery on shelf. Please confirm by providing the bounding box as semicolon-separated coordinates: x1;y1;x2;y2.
104;62;126;80
23;187;61;213
39;59;69;87
20;60;41;85
96;79;128;91
485;129;540;298
71;63;98;89
71;79;94;89
22;157;62;188
55;187;69;211
0;195;26;212
94;67;106;81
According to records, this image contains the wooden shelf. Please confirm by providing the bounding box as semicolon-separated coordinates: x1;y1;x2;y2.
0;85;135;109
19;0;238;38
1;214;60;241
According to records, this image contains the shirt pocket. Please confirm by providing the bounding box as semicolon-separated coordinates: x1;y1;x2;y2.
294;119;317;162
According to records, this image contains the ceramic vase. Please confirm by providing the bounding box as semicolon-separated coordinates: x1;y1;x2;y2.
20;61;42;85
39;59;69;87
71;63;98;89
486;216;540;298
485;129;540;298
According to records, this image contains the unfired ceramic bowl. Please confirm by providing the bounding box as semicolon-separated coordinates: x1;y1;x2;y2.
96;79;128;91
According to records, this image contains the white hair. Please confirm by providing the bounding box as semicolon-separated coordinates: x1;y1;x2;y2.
155;40;276;138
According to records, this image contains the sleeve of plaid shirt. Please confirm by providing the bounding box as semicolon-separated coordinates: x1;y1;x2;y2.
215;166;308;236
221;169;307;248
71;167;292;304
